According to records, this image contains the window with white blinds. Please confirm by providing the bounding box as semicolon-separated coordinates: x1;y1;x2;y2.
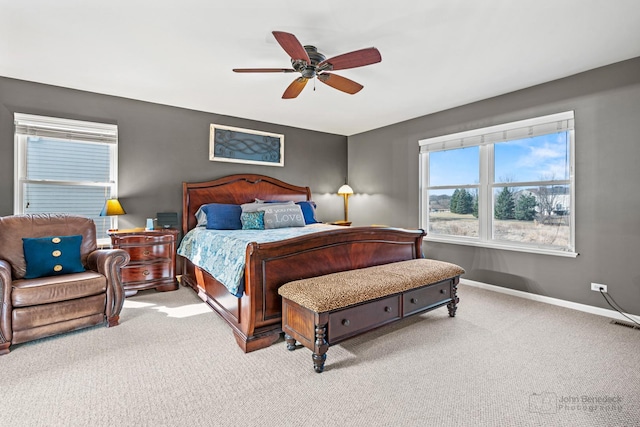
419;111;576;257
14;113;119;242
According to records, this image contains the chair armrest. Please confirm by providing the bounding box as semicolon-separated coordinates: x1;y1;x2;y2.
86;249;130;325
0;260;13;349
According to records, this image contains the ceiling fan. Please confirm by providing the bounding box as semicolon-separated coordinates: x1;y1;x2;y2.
233;31;382;99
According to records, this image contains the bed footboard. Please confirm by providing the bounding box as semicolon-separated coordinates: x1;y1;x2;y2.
181;226;425;352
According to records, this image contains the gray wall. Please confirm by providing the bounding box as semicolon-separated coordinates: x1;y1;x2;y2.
0;77;348;229
348;57;640;316
3;57;639;316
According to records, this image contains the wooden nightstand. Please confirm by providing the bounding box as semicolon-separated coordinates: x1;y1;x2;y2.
108;228;180;296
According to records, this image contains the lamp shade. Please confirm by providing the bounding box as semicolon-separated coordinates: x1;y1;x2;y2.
337;184;354;195
100;199;126;216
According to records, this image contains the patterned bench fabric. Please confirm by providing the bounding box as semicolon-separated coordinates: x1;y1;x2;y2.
278;258;465;312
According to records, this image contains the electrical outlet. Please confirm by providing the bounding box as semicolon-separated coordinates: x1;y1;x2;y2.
591;283;607;293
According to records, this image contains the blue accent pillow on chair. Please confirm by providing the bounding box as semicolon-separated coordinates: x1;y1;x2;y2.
22;235;85;279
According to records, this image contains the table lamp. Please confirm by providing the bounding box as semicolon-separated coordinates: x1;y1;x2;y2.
337;184;354;222
100;198;126;231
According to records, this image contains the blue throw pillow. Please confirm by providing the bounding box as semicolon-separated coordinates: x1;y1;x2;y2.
202;203;242;230
296;201;320;224
22;235;85;279
241;211;265;230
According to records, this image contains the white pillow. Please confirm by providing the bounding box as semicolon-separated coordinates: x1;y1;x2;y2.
242;200;293;213
194;206;207;227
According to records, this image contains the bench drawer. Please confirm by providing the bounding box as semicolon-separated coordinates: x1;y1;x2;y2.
327;295;401;344
402;280;452;316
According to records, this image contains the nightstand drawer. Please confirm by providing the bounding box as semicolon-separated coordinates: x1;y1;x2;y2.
122;262;172;284
125;243;172;262
327;295;401;344
402;280;452;316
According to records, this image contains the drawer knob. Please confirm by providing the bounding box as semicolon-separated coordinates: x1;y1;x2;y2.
410;297;418;304
143;250;151;256
342;319;350;326
143;270;150;276
440;289;446;294
384;306;392;312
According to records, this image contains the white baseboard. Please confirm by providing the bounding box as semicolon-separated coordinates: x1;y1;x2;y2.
460;278;640;324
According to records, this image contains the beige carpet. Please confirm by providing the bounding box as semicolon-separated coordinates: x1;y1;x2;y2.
1;283;638;426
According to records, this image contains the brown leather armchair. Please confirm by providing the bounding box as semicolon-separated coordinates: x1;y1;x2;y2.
0;214;130;354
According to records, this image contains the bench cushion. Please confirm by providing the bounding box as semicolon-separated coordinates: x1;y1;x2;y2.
278;258;465;312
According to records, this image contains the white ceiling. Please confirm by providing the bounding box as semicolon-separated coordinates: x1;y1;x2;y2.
1;1;640;136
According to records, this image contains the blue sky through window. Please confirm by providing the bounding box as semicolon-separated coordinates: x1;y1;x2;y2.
429;132;569;187
429;146;479;187
495;132;569;182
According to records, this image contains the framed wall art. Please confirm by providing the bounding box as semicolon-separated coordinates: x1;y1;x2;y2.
209;124;284;167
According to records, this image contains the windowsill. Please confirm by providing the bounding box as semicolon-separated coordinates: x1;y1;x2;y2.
424;235;579;258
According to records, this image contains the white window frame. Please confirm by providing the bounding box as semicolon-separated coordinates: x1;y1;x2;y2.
14;113;119;245
419;111;577;258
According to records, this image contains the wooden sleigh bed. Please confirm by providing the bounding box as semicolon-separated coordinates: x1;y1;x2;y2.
179;174;425;352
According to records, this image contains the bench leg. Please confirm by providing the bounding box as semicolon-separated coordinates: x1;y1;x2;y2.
313;323;328;373
447;280;459;317
312;352;327;373
285;334;296;351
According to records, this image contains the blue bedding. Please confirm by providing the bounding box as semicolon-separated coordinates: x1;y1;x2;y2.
177;224;339;297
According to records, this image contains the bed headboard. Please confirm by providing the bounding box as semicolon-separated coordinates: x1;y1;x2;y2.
182;174;312;235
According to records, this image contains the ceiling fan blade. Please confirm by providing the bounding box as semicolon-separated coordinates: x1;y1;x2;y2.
282;77;308;99
233;68;296;73
272;31;310;63
318;47;382;71
317;73;363;95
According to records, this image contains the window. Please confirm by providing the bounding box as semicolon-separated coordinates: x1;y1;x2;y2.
14;113;119;244
419;111;576;257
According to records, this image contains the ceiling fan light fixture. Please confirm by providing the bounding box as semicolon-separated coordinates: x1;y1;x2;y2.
301;66;316;79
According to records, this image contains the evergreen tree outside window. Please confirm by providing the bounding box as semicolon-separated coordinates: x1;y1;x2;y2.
515;193;537;221
494;187;515;220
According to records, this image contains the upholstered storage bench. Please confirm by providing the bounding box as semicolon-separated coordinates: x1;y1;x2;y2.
278;258;465;373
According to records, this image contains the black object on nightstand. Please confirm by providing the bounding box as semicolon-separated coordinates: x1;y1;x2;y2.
156;212;179;229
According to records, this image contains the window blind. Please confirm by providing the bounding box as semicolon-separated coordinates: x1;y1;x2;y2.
419;111;574;153
14;113;117;144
